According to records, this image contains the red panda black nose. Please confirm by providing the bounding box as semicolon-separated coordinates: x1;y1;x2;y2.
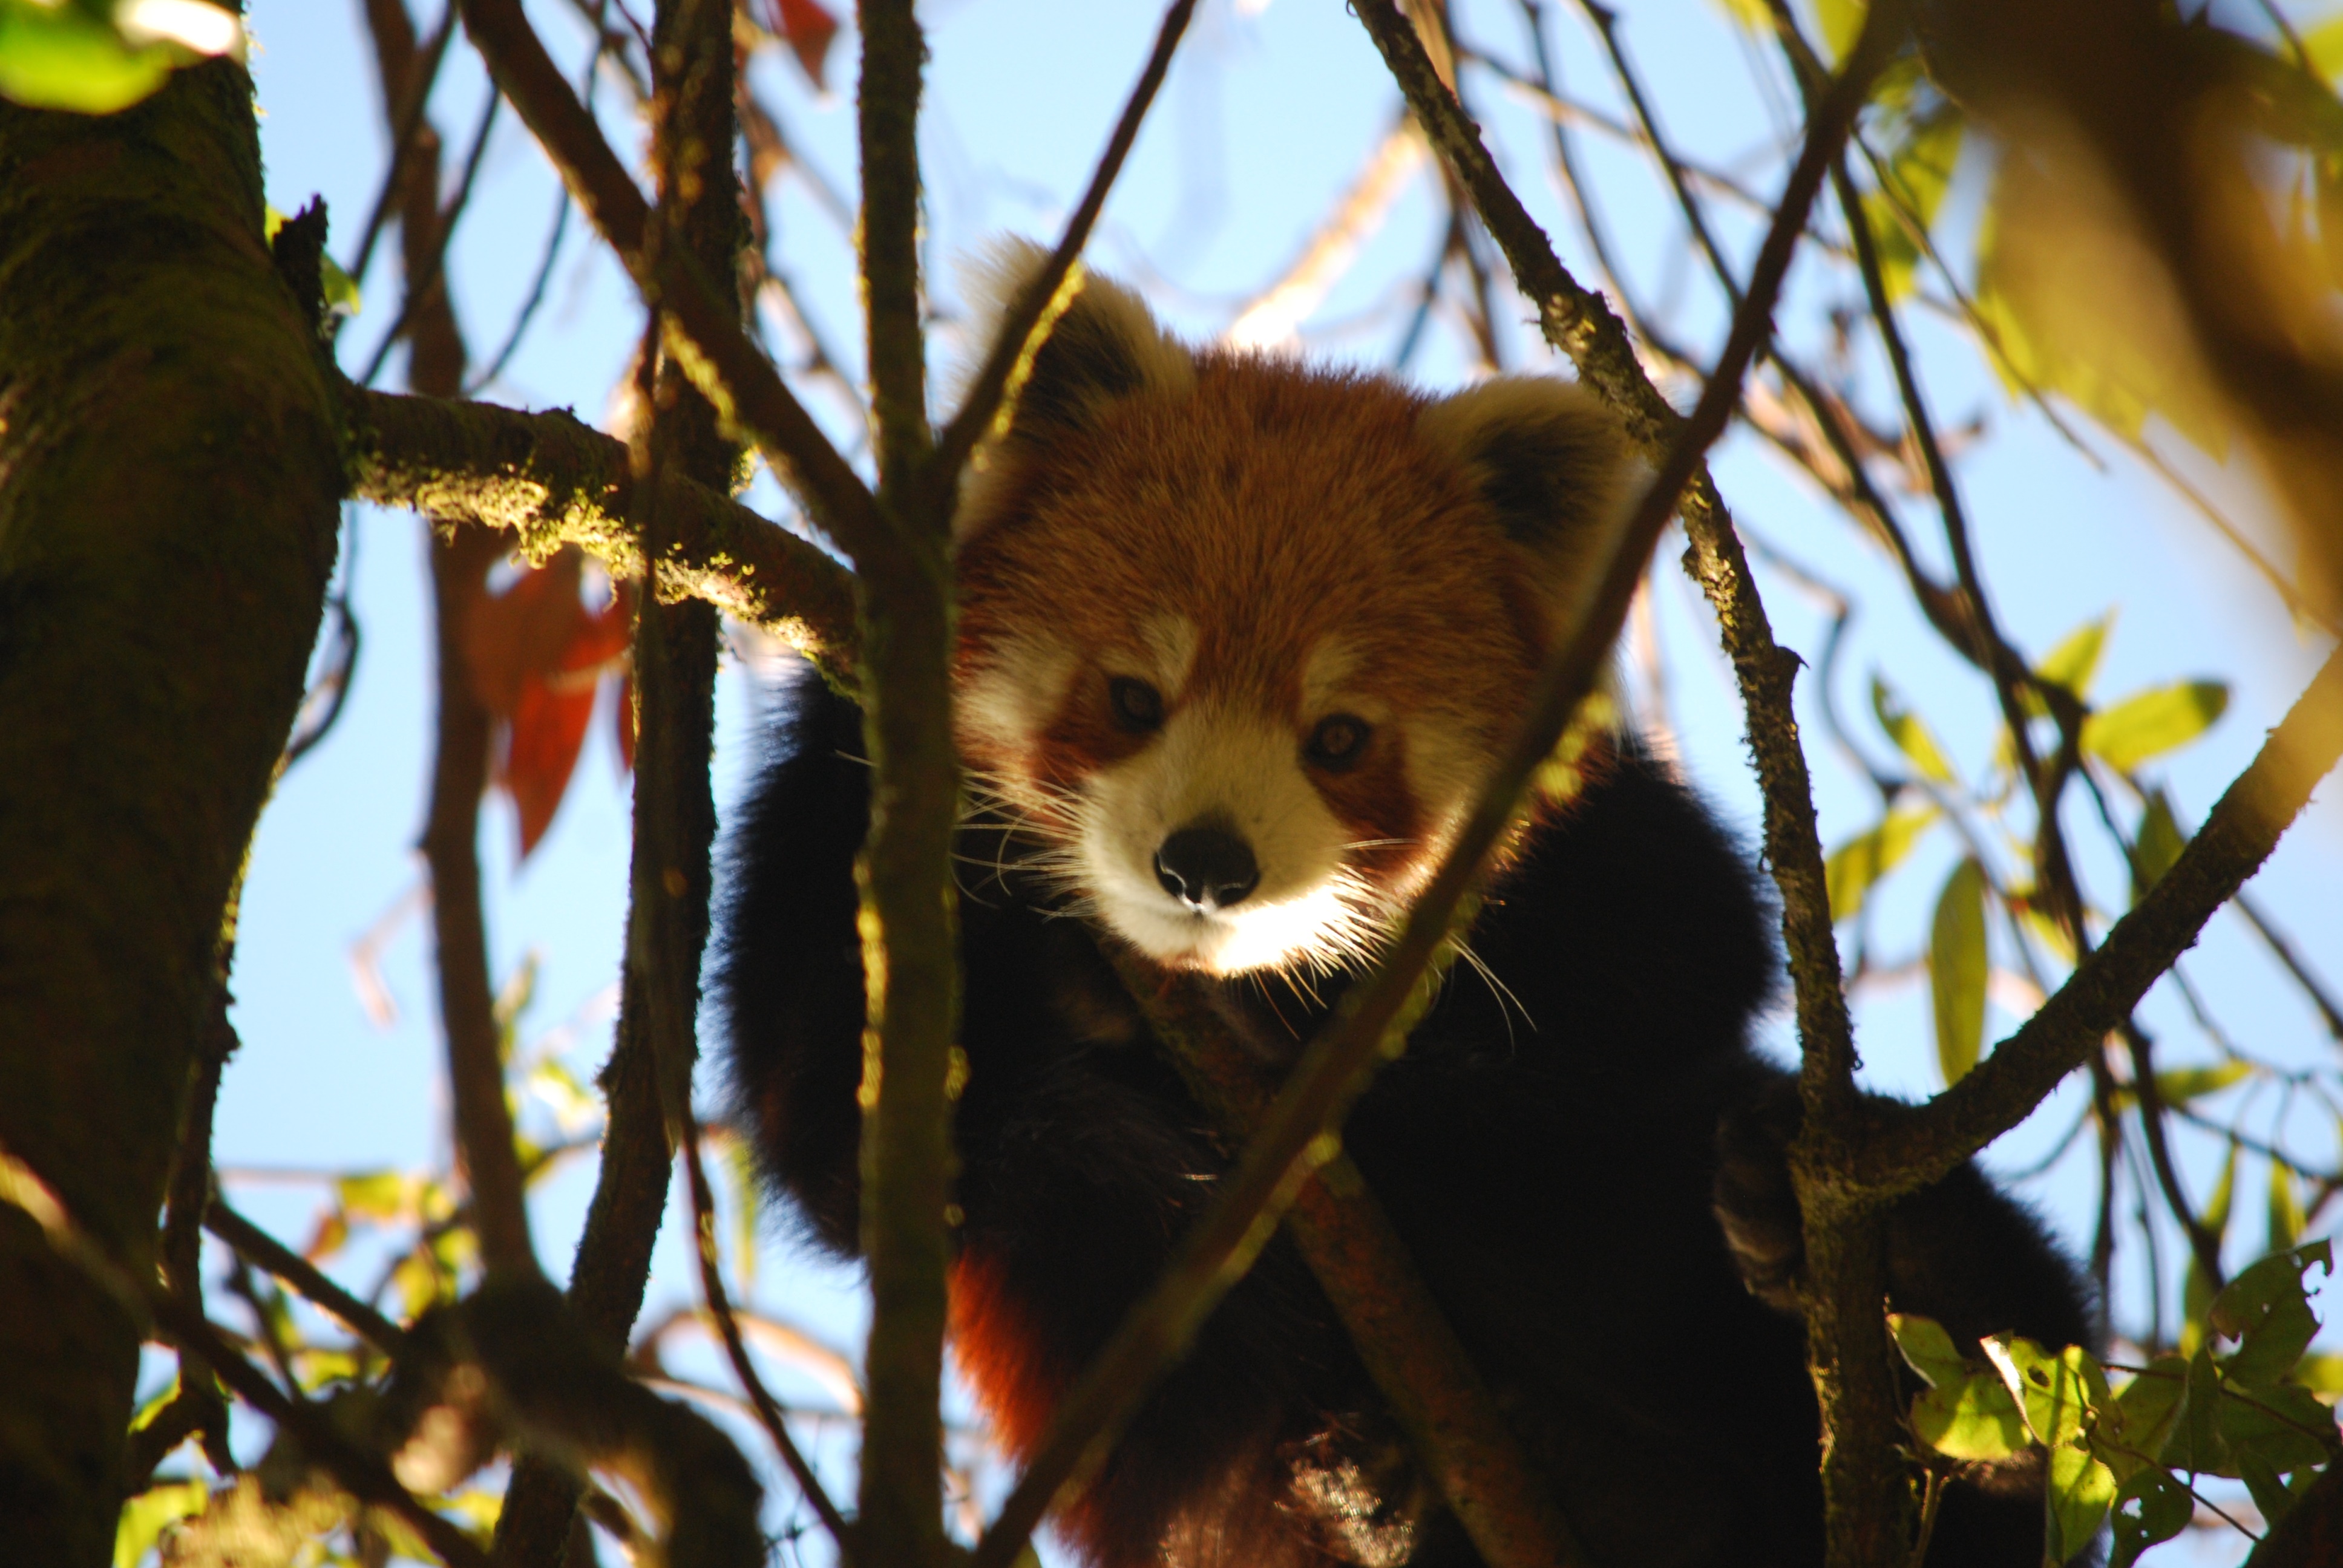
1153;825;1259;911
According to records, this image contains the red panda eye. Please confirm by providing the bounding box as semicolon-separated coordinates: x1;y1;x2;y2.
1109;677;1164;733
1306;714;1371;770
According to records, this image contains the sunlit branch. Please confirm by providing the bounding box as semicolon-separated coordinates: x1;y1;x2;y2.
457;0;890;561
1886;644;2343;1192
680;1116;854;1551
342;385;859;682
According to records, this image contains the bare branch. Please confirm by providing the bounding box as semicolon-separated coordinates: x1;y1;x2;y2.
1881;644;2343;1193
457;0;890;561
206;1200;410;1359
859;0;931;497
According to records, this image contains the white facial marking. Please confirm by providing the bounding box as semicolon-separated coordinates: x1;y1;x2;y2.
958;635;1078;759
1079;700;1369;974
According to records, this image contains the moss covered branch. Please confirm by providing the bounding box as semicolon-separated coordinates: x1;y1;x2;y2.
343;384;858;681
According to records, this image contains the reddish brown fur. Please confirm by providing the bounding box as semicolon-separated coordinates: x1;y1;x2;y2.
956;351;1559;882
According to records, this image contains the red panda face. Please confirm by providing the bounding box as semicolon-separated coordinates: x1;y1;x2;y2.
948;246;1635;978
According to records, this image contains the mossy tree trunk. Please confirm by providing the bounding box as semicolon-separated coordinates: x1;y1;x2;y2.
0;56;344;1566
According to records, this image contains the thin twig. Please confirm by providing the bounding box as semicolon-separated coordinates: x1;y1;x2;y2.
361;85;503;388
347;2;460;292
929;0;1201;489
205;1200;410;1358
459;0;890;559
1883;643;2343;1192
680;1117;854;1551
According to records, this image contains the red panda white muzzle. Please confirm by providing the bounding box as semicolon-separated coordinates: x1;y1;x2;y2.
949;241;1640;979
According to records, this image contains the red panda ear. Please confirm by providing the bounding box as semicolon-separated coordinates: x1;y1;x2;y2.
956;238;1194;451
1418;377;1641;608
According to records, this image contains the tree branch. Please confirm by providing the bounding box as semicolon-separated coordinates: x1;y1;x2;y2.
456;0;891;562
1877;644;2343;1193
1125;969;1591;1568
342;385;859;681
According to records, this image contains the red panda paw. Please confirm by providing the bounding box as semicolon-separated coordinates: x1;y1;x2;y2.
1711;1078;1808;1315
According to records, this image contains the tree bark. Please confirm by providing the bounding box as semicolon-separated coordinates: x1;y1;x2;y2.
0;60;342;1565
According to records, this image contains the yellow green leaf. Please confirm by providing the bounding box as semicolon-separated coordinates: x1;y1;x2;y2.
2268;1163;2307;1258
1861;111;1964;301
2154;1060;2250;1106
116;1480;210;1568
2083;681;2229;773
2047;1442;2119;1563
2307;15;2343;84
1930;858;1989;1085
2132;787;2188;898
1815;0;1866;62
1984;1334;2109;1449
1912;1371;2031;1461
1890;1312;1973;1388
1872;677;1955;783
0;2;171;114
1823;803;1939;923
2034;615;2112;705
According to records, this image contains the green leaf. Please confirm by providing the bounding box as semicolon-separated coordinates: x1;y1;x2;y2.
2047;1442;2120;1564
2239;1445;2299;1527
2108;1466;2192;1568
116;1480;210;1568
1983;1334;2108;1449
2033;616;2113;707
2083;681;2230;773
2212;1241;2332;1389
2153;1060;2250;1106
1824;804;1939;924
2162;1346;2230;1474
1912;1371;2031;1462
2132;788;2188;898
2268;1162;2307;1258
1872;677;1956;783
0;2;171;113
2108;1356;2190;1471
1860;109;1965;301
2203;1142;2241;1244
1890;1312;1972;1388
1929;857;1988;1085
2217;1381;2339;1475
1815;0;1866;62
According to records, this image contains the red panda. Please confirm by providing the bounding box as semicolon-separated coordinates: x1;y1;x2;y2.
716;248;2092;1567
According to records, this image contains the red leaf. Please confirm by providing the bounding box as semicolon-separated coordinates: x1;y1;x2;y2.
464;549;589;719
490;561;635;861
614;668;637;773
506;673;597;860
760;0;839;90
